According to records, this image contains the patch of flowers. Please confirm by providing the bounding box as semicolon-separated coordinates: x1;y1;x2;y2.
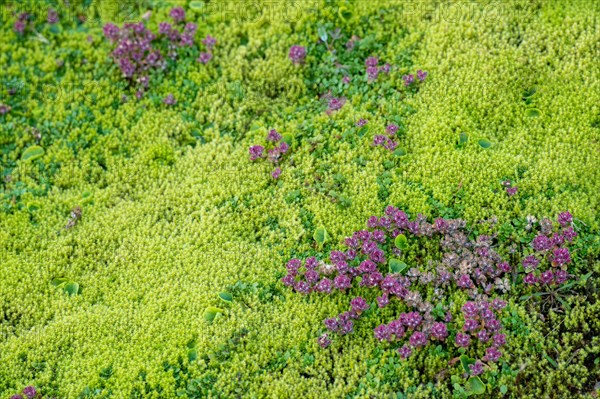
249;129;291;179
283;208;579;378
102;6;214;91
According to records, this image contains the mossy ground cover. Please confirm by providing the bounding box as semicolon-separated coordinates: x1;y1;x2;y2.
0;0;599;398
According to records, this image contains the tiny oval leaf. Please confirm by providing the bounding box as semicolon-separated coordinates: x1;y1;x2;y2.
478;139;492;149
218;292;233;303
21;146;45;161
394;234;408;250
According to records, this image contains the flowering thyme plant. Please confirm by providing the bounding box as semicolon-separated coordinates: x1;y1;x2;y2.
249;129;292;179
283;208;579;379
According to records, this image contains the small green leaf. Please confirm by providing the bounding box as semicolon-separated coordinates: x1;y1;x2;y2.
466;376;486;395
393;147;407;157
203;307;224;323
389;259;407;274
21;145;45;161
27;202;40;212
500;385;508;394
394;234;408;250
313;226;329;246
51;277;68;287
478;139;492;149
317;26;328;42
460;355;476;374
338;6;352;20
459;132;468;145
187;348;198;362
189;1;204;10
357;125;369;137
526;108;541;117
281;133;293;146
218;292;233;303
64;282;79;296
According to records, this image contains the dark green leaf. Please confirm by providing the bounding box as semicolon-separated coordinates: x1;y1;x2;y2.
478;139;492;149
218;292;233;303
389;259;408;274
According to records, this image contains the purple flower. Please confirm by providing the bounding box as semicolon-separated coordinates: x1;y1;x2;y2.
281;274;295;287
532;235;551;251
558;211;573;226
388;320;405;338
103;23;120;41
376;293;390;308
476;329;490;343
203;35;217;48
23;386;36;399
398;345;412;359
328;97;346;112
497;262;511;273
522;255;539;271
278;142;290;154
184;23;197;34
365;57;379;67
469;361;484;376
540;270;553;284
294;280;310;294
462;301;478;318
386;124;399;135
305;269;320;284
198;52;213;64
315;278;333;293
47;8;59;24
404;312;422;329
158;22;172;35
14;20;26;34
366;66;379;81
180;33;194;47
492;298;507;310
493;333;506;347
463;319;479;332
373;135;386;146
0;104;11;115
286;259;301;272
350;297;369;313
445;311;453;323
270;167;282;179
409;331;427;347
170;6;186;22
10;395;24;399
563;227;577;242
343;76;351;84
523;272;538;285
306;257;318;269
483;347;502;362
416;69;428;82
380;63;391;74
431;322;448;340
457;274;474;289
324;318;338;331
374;324;391;341
552;232;565;246
552;248;571;266
506;186;518;196
163;94;176;105
317;333;331;348
554;269;569;284
455;333;471;347
249;145;264;161
334;274;352;290
356;118;368;127
289;45;306;64
487;319;502;332
136;90;144;100
266;129;282;142
402;74;415;86
338;319;354;335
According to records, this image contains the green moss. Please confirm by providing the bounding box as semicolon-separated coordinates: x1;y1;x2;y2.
0;0;599;398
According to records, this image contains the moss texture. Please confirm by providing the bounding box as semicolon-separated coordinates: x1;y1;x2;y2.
0;0;599;397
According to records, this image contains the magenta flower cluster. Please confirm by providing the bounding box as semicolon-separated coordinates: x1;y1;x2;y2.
249;129;290;179
289;45;307;64
522;212;576;286
403;69;428;86
373;123;401;151
503;180;518;196
282;207;523;372
364;56;391;82
10;385;38;399
103;7;215;92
